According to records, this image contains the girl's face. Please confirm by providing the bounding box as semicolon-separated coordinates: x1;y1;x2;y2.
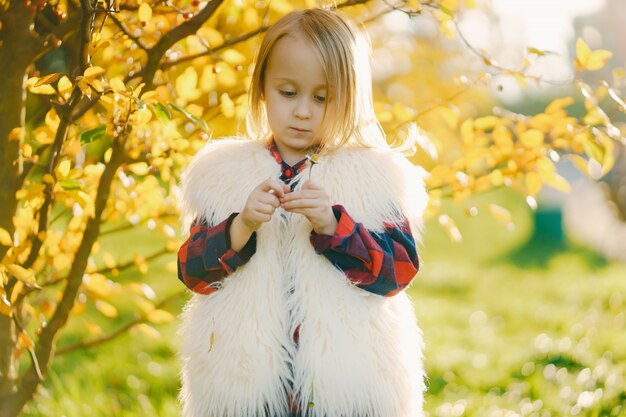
263;32;332;165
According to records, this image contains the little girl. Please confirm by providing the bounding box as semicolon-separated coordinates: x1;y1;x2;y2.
177;8;428;417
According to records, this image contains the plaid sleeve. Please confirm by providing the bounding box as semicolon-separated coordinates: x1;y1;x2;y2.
177;213;257;295
310;205;419;297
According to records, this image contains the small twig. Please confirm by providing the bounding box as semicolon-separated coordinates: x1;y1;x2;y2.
56;290;185;355
109;13;149;51
12;308;44;381
389;85;472;133
93;247;171;275
161;25;269;70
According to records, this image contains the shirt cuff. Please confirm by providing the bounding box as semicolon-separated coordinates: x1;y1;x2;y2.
218;213;257;274
310;205;356;253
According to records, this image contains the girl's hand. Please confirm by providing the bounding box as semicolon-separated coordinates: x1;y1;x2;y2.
238;179;285;232
280;180;338;235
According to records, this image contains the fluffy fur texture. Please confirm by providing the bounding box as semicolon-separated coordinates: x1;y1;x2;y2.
178;138;428;417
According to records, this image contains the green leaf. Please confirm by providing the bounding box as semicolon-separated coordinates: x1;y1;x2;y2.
153;102;172;122
59;179;81;190
168;102;209;133
80;125;107;144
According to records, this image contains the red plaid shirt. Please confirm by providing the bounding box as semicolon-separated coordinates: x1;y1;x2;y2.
177;141;420;297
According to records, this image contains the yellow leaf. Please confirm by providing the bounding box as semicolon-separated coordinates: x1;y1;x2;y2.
0;294;12;317
489;169;504;186
147;309;174;324
27;77;56;95
71;301;86;315
574;38;613;71
197;27;224;47
215;63;237;88
175;67;201;101
209;331;215;352
6;264;37;287
134;323;160;339
221;93;235;118
599;134;615;175
460;119;474;144
103;252;116;269
269;0;294;14
488;204;512;224
58;159;71;178
45;108;60;131
95;300;118;318
110;77;126;93
138;3;152;22
86;323;102;336
243;8;260;27
544;173;571;193
135;107;152;125
84;66;105;78
438;214;462;243
525;171;542;196
128;162;150;176
53;253;72;271
493;125;513;149
83;273;112;297
104;148;113;164
438;106;459;129
18;331;34;350
0;228;12;246
8;127;24;142
545;96;574;114
58;75;73;96
222;49;247;66
582;107;606;126
568;155;590;176
613;68;626;80
42;174;55;185
520;129;544;147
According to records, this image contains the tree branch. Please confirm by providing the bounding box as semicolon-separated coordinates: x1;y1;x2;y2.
109;13;149;51
11;309;43;382
161;25;268;70
160;0;373;70
140;0;224;90
56;290;185;355
93;247;171;275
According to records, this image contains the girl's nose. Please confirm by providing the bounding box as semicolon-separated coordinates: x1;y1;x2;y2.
294;98;312;119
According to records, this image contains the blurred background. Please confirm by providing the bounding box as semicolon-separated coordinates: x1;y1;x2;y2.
2;0;625;416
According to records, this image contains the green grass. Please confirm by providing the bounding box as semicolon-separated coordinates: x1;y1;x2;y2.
20;189;626;417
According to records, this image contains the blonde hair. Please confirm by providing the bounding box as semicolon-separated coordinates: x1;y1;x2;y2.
247;8;388;154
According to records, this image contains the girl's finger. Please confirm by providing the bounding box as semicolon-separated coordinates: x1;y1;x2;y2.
281;189;320;202
281;198;322;210
258;194;280;208
301;180;322;190
259;179;285;197
255;202;277;215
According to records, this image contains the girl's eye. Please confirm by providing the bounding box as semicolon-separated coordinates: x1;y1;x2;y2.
314;95;326;103
280;90;296;97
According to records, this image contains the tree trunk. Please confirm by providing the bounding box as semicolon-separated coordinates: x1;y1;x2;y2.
0;1;39;406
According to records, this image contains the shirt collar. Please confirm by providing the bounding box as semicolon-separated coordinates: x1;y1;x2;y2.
267;140;309;183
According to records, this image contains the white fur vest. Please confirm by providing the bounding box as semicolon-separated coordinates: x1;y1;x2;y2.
177;138;428;417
